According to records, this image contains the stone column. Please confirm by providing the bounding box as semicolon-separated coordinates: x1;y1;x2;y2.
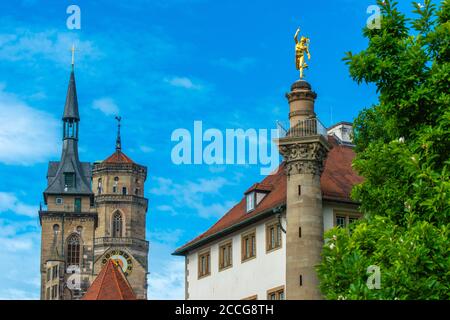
278;80;329;300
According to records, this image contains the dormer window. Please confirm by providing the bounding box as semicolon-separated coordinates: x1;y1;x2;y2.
245;183;272;213
246;192;255;212
64;173;75;189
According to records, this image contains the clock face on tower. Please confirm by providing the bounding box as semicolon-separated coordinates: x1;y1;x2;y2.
102;249;133;276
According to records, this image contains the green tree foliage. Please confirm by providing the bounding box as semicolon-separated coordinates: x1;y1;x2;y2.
317;0;449;299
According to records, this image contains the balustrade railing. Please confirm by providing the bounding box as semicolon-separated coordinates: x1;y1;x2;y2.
276;118;327;138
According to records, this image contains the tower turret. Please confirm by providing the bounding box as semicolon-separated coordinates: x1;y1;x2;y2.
92;118;149;300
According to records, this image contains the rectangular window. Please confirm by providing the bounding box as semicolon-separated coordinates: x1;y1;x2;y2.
135;188;140;195
219;241;232;271
267;286;284;300
198;250;211;279
46;268;51;282
122;187;127;195
46;287;51;300
266;221;282;252
64;172;75;188
246;193;255;212
242;230;256;262
335;211;361;228
336;215;346;228
55;197;63;205
113;186;117;193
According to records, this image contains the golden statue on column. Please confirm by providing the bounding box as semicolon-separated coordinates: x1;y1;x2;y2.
294;27;311;79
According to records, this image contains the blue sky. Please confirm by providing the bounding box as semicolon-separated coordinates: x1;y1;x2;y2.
0;0;429;299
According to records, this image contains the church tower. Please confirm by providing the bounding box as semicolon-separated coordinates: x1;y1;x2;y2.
39;66;97;300
278;79;330;299
92;118;149;300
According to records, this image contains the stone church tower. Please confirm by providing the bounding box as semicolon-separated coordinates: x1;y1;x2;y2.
92;119;149;300
278;80;330;299
39;67;97;300
39;65;149;300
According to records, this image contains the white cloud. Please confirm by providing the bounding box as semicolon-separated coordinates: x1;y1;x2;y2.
92;97;119;116
151;229;184;245
147;229;185;300
0;29;100;66
139;145;154;153
0;288;39;300
0;192;37;218
148;258;185;300
150;177;235;219
156;205;178;216
0;85;59;165
164;76;203;90
0;237;33;251
0;226;40;300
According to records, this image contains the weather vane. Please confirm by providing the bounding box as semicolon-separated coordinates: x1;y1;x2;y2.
115;116;122;151
294;27;311;79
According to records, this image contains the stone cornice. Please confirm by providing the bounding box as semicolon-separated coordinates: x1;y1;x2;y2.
278;136;330;176
94;194;148;210
285;90;317;103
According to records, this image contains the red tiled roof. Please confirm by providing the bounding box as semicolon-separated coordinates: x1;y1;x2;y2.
174;136;363;254
244;183;273;194
82;259;137;300
103;150;135;164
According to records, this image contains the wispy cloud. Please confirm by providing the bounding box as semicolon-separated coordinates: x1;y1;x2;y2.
139;145;154;153
0;28;100;67
92;97;120;116
0;192;37;218
150;177;236;219
156;205;178;216
164;76;203;90
0;85;59;165
148;258;185;300
148;228;185;300
0;220;40;300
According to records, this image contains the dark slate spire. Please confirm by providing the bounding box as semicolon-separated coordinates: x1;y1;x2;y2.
62;70;80;120
44;66;92;201
115;116;122;152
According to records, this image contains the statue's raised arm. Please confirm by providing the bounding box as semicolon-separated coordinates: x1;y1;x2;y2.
294;28;300;44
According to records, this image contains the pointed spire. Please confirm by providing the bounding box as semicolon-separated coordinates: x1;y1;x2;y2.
115;116;122;152
71;44;76;71
62;69;80;120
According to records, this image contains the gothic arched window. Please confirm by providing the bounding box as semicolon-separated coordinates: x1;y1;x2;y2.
112;211;123;237
66;234;80;266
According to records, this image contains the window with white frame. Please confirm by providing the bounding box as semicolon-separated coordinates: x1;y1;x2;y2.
246;192;255;212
